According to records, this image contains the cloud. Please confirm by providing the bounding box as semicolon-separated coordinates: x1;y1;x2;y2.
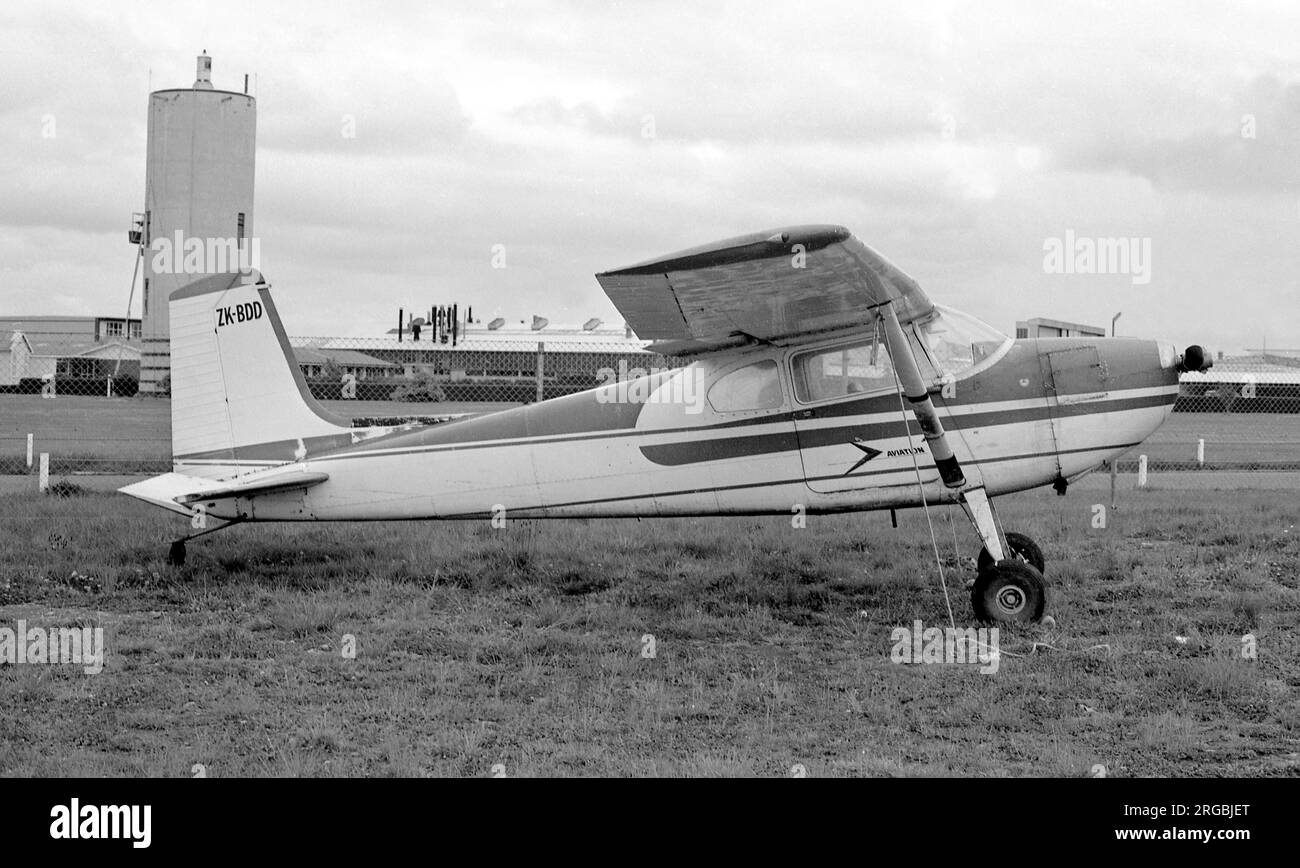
0;0;1297;353
1064;75;1300;193
256;59;471;156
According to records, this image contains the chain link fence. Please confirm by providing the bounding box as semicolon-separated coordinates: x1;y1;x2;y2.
289;334;670;406
3;337;1298;499
0;332;676;498
1125;354;1300;473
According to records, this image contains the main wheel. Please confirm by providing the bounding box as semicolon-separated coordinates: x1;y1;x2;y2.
167;540;186;566
977;531;1045;575
971;561;1047;624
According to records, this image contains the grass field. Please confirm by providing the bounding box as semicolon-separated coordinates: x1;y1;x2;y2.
0;484;1296;777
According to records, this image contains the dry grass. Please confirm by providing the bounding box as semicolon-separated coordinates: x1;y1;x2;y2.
0;483;1297;777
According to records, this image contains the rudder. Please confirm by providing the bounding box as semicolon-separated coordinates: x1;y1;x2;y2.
168;271;353;476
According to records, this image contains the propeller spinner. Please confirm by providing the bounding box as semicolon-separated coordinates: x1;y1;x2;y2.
1176;344;1213;373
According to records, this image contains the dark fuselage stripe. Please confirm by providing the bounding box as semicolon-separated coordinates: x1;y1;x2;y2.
435;442;1142;517
640;391;1174;466
310;390;1168;464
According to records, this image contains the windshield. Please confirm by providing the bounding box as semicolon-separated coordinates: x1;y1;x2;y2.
911;304;1012;380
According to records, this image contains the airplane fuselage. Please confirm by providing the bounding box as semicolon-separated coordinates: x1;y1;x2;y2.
182;335;1180;522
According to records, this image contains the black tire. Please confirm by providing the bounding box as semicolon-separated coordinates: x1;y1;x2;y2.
971;561;1047;624
977;531;1045;576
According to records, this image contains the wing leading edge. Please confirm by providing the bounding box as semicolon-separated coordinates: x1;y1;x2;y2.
596;225;934;355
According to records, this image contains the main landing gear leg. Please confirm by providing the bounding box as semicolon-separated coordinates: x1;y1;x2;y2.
960;488;1047;624
167;517;245;566
961;487;1003;561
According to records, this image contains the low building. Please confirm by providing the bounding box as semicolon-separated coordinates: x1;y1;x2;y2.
1015;317;1107;339
294;318;667;403
292;346;399;381
0;316;142;392
316;320;663;383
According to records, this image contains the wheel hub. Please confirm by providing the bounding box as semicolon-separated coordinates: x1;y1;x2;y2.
995;585;1026;615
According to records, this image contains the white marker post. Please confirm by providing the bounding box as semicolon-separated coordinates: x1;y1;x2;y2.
1137;454;1148;488
1197;438;1205;467
535;342;545;403
26;433;33;469
1109;458;1118;510
38;453;49;492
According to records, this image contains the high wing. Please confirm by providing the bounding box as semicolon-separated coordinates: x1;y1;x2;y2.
595;225;934;355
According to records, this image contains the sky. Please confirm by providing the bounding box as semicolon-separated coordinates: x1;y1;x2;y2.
1;0;1297;352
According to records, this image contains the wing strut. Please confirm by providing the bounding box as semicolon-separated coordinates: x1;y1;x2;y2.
878;304;965;488
880;302;1009;565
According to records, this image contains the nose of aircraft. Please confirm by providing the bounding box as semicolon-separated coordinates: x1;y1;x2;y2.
1155;340;1213;377
1134;340;1212;438
1175;344;1213;373
1094;338;1205;440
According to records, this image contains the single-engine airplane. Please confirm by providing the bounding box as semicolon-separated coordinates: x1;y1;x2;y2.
121;225;1211;624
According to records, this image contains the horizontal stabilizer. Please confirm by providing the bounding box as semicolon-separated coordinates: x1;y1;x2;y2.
119;470;329;513
174;471;330;505
118;472;231;515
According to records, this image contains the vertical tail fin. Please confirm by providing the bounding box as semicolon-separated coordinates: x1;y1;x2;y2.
169;271;353;476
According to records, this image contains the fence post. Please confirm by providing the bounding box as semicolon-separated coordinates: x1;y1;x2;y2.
26;433;33;469
1137;454;1148;488
535;342;545;403
39;453;49;492
1109;458;1117;510
1196;438;1205;467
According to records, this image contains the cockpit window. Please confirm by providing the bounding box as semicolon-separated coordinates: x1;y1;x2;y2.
789;306;1010;402
707;360;784;413
911;304;1012;380
792;336;895;403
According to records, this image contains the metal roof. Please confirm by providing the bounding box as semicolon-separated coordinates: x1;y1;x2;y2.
306;331;654;355
291;346;398;368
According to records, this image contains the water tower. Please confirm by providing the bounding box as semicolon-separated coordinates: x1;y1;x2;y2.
135;52;256;394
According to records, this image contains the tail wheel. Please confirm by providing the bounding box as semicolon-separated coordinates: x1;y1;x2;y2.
977;531;1045;576
971;561;1047;624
